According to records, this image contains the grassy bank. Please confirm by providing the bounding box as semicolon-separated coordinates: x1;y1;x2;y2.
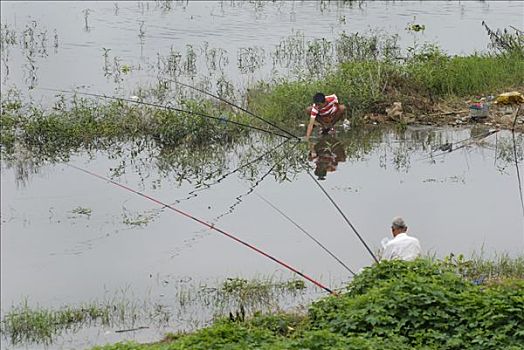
88;255;524;350
2;28;523;158
2;51;521;159
0;93;252;157
247;50;523;125
0;277;309;347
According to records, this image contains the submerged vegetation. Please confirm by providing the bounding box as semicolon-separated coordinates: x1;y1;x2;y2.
0;276;311;347
2;25;523;165
0;296;170;346
2;256;522;348
91;256;524;350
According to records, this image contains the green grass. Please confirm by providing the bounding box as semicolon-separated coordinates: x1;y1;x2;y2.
2;256;522;348
1;300;113;345
0;94;251;160
0;276;310;347
91;256;524;350
2;31;523;159
247;50;524;122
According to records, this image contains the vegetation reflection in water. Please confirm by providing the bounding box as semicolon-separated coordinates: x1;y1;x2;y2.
1;123;522;190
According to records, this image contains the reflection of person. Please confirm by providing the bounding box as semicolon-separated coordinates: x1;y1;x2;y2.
308;135;346;180
381;217;422;261
305;92;346;140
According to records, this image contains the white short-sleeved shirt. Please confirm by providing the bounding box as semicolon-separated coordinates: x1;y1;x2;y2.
381;232;422;261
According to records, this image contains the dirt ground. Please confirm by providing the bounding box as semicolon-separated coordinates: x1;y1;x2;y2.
362;94;524;132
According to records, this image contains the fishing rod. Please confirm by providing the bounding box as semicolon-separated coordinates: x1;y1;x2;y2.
67;163;335;295
254;192;356;276
38;87;292;139
306;171;379;263
169;83;379;263
204;139;357;275
171;80;299;140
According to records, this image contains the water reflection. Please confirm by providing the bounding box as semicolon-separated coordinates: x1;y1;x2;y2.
3;126;521;190
308;135;347;180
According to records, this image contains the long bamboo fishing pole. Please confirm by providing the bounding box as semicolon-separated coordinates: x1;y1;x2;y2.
305;171;379;263
511;106;524;218
39;87;292;139
67;163;335;295
171;79;299;140
172;81;379;263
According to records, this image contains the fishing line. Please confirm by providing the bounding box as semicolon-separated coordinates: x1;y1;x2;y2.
211;140;300;223
511;106;524;218
254;191;356;276
171;84;378;262
67;163;335;295
38;87;292;139
171;80;299;140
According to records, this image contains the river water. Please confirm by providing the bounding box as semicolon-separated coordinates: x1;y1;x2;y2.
1;1;524;349
1;1;523;101
2;126;523;349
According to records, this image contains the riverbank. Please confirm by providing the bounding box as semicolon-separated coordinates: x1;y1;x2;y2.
246;51;524;132
2;28;523;156
0;51;524;160
88;255;524;350
1;254;522;349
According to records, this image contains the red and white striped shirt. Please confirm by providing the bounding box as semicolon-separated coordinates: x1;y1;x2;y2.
310;94;339;120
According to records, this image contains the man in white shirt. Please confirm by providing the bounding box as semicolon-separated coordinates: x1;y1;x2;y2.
381;217;422;261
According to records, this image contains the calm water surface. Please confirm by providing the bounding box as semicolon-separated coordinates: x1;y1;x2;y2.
1;1;524;349
2;126;523;322
1;1;523;100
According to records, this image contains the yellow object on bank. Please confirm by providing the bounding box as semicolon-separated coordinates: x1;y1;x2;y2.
495;91;524;105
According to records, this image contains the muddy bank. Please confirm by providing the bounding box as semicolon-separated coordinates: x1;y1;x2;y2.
361;91;524;132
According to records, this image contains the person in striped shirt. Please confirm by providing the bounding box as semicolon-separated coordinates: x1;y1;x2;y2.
305;92;346;140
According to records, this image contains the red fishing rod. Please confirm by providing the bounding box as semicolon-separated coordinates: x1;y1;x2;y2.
67;163;336;295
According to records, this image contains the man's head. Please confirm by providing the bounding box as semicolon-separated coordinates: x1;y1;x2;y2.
391;216;407;237
313;92;326;106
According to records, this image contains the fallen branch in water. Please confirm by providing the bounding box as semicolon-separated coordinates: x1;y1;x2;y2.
115;326;149;333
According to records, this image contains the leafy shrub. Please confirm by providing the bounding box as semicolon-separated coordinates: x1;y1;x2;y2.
308;259;523;349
